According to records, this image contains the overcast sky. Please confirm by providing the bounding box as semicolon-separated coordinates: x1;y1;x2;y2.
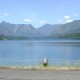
0;0;80;28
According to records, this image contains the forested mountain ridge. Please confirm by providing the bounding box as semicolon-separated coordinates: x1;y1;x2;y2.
0;20;80;40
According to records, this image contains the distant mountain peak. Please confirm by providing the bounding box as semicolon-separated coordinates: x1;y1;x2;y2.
0;20;80;39
1;21;7;24
73;20;80;22
42;24;53;26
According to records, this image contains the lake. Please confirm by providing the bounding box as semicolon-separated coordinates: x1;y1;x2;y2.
0;40;80;67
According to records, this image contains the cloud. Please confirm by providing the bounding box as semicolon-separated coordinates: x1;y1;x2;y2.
39;20;47;24
24;18;32;22
24;18;47;24
74;13;78;16
3;13;10;16
64;16;70;19
63;15;73;23
58;19;63;23
66;19;73;23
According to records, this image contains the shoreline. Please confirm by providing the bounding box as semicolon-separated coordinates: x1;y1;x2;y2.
0;66;80;71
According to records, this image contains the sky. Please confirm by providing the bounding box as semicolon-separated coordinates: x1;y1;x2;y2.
0;0;80;28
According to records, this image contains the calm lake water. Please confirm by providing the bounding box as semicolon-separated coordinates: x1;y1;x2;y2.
0;40;80;66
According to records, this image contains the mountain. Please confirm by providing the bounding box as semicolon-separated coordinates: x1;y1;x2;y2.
49;20;80;38
0;21;14;36
15;24;43;37
0;20;80;39
0;21;43;38
37;24;62;36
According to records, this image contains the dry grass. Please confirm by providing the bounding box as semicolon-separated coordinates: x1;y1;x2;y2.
0;65;80;71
